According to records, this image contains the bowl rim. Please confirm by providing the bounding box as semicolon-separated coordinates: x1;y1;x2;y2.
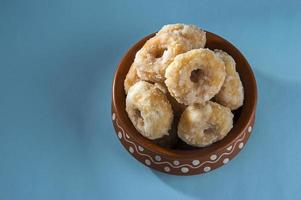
112;31;257;159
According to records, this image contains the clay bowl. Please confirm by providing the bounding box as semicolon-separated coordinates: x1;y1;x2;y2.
111;31;257;175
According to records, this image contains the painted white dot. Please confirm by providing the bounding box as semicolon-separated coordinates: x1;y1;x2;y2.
145;159;151;166
181;167;189;173
112;113;116;121
138;146;144;152
248;126;252;133
239;142;244;149
155;155;161;161
117;132;122;139
227;145;233;151
192;160;200;166
210;154;217;160
223;158;229;164
164;166;170;172
204;166;211;172
173;160;180;166
129;146;134;153
126;134;130;139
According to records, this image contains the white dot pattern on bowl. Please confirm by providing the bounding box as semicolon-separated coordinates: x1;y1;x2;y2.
181;167;189;173
118;132;122;139
227;145;233;151
204;166;211;172
164;166;170;172
113;114;252;174
223;158;229;164
192;160;200;166
138;146;144;152
173;160;180;165
129;146;134;153
155;155;161;161
210;154;217;160
248;126;252;133
112;113;116;121
145;159;151;166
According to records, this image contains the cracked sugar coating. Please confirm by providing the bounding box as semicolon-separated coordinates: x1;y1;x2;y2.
134;24;206;82
214;50;244;110
126;81;173;140
165;48;226;105
124;63;140;94
178;101;233;147
157;24;206;48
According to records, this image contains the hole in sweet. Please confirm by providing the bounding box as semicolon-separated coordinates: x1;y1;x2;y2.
135;109;144;125
204;127;213;134
190;69;204;83
154;47;167;58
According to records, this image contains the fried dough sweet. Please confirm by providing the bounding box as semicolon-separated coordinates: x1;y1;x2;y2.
214;50;244;110
178;101;233;147
165;49;226;105
134;24;206;82
124;63;140;94
157;23;206;48
126;81;173;140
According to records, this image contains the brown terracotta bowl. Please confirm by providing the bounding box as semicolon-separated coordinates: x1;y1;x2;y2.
111;31;257;175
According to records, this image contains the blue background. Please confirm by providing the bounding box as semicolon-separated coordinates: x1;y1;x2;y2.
1;0;301;199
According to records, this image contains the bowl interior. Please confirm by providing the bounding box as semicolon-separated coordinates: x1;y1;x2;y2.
112;31;257;158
